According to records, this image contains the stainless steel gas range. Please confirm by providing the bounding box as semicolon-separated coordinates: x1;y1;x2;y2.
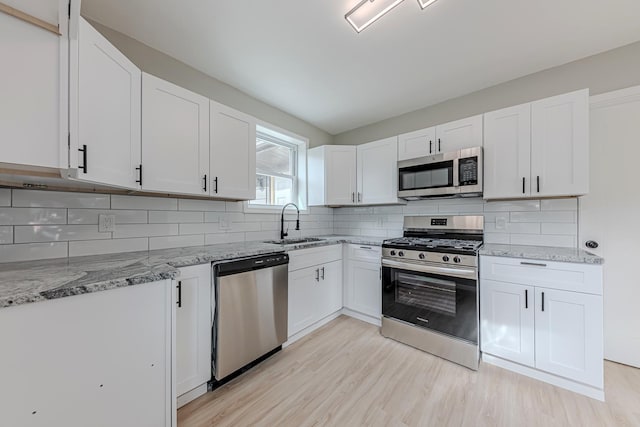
381;215;483;370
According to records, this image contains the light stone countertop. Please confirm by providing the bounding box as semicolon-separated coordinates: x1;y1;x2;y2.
0;235;385;309
479;243;604;265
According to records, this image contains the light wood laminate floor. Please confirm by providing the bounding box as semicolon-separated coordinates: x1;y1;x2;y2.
178;316;640;426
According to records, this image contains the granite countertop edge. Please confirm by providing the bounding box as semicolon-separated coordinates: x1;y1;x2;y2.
479;243;604;265
0;235;384;310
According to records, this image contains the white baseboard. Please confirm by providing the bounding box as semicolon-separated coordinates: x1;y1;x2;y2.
341;308;381;327
177;383;208;408
284;310;342;347
482;353;605;401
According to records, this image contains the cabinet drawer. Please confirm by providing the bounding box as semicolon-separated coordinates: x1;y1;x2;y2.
288;244;342;271
480;256;602;295
347;244;382;263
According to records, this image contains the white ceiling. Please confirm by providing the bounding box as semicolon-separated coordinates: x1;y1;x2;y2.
82;0;640;135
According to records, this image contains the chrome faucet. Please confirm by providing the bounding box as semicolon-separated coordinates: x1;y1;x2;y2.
280;203;300;240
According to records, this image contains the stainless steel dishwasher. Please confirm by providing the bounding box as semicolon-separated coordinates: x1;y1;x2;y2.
212;253;288;382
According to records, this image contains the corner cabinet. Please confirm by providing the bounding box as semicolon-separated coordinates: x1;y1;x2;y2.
483;89;589;199
480;255;604;400
309;138;403;206
67;17;142;190
209;101;256;200
141;73;210;196
175;264;211;408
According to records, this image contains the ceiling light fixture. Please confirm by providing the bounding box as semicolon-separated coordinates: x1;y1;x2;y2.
345;0;405;33
417;0;438;9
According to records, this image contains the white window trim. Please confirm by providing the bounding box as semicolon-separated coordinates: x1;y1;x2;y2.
244;121;309;214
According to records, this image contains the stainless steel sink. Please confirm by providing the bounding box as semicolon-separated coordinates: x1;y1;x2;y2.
263;237;326;245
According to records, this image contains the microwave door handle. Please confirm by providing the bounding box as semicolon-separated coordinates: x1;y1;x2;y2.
453;157;460;188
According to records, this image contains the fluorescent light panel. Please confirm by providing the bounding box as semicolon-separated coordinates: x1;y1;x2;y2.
345;0;405;33
417;0;438;9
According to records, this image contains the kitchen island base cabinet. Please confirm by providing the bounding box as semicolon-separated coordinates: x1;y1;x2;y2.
0;281;175;427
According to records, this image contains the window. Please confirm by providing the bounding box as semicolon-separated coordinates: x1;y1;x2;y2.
248;124;307;210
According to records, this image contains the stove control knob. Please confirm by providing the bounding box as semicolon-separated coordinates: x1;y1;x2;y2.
442;255;450;262
453;256;461;263
398;251;405;257
419;253;425;259
390;250;396;256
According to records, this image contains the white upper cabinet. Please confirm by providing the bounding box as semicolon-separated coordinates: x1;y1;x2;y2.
309;146;357;206
483;103;532;199
68;17;141;189
435;114;483;153
142;73;209;196
398;126;436;160
209;101;256;200
357;137;400;205
531;89;589;197
483;89;589;200
0;0;68;169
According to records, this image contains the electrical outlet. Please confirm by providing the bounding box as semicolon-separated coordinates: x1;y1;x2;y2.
495;216;507;230
98;214;116;232
219;215;231;230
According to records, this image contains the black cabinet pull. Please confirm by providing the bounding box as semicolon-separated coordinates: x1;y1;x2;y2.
321;267;325;280
537;176;540;193
176;281;182;308
214;176;218;194
315;268;319;282
203;174;207;192
429;140;433;154
438;138;441;152
522;177;525;194
541;292;545;312
525;289;528;309
352;192;355;202
78;144;87;174
135;164;142;185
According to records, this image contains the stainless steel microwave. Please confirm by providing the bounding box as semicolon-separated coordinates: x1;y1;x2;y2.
397;147;483;199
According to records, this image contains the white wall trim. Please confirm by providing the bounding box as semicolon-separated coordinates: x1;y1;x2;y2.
590;85;640;108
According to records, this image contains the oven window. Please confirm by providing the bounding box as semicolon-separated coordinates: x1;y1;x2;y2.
399;160;454;191
396;273;456;316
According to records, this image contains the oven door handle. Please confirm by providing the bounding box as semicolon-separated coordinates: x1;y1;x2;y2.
382;259;477;280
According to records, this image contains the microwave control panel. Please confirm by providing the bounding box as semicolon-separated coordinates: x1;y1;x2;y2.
459;157;478;186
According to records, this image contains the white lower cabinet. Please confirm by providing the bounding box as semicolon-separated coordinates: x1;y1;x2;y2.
0;281;175;427
343;244;382;324
480;256;604;400
287;245;342;340
175;264;212;407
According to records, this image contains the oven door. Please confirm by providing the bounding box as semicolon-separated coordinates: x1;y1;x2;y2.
382;259;478;344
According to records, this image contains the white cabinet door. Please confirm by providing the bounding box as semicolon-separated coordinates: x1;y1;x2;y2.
535;288;603;388
480;280;535;367
288;266;318;337
398;126;436;160
531;89;589;197
483;104;532;199
0;1;67;169
142;73;209;196
317;260;343;319
210;101;256;200
325;146;357;206
175;264;211;398
345;260;381;319
435;114;483;153
357;137;400;205
71;18;141;189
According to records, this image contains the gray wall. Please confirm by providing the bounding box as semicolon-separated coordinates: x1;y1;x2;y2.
89;21;333;148
333;41;640;145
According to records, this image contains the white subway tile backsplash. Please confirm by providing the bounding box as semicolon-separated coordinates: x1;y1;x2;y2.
484;200;541;212
0;189;11;206
510;211;576;223
226;201;244;212
179;223;219;235
178;199;226;212
541;198;578;211
0;242;68;262
149;234;204;250
12;190;110;209
68;209;148;225
541;223;578;235
205;232;246;245
112;224;179;239
111;195;178;211
69;238;148;257
149;211;203;224
0;226;13;244
485;222;541;234
510;234;576;248
14;225;111;243
484;233;511;244
0;208;67;225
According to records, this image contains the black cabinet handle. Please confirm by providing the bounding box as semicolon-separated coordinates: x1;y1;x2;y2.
438;138;441;152
525;289;528;309
78;144;87;174
136;164;142;185
537;176;540;193
315;268;319;282
429;140;433;154
541;292;545;312
321;267;325;280
352;192;355;202
214;176;218;194
203;174;207;192
176;281;182;308
522;177;525;194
